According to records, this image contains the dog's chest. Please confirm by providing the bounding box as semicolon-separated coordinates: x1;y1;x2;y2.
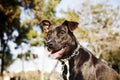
66;61;70;80
62;61;70;80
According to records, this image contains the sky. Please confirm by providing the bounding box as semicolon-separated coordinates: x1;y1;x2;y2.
56;0;120;17
20;0;120;21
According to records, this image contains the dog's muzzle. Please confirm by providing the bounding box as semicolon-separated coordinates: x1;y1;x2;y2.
46;40;54;49
46;40;67;59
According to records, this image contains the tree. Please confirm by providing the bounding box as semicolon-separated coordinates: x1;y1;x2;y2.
0;0;63;75
58;0;120;73
73;0;120;72
0;0;21;74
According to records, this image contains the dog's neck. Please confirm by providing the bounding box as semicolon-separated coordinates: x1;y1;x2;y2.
59;43;81;80
60;43;81;62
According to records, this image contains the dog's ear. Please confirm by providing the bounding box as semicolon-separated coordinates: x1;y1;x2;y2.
62;20;79;31
40;20;51;33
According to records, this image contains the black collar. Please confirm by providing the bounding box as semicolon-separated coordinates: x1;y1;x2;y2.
60;43;81;62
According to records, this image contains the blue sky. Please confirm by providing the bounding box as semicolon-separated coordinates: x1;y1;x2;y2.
56;0;120;17
20;0;120;21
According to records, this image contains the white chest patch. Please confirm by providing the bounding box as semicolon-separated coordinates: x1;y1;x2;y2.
65;61;70;80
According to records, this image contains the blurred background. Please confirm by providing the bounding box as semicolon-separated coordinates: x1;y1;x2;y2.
0;0;120;80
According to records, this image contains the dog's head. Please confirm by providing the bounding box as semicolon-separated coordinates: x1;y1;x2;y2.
41;20;79;59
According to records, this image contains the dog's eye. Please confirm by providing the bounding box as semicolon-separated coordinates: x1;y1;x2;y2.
57;30;66;37
59;30;65;34
57;30;65;37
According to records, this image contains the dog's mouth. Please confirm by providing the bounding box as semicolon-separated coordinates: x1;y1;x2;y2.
49;47;67;59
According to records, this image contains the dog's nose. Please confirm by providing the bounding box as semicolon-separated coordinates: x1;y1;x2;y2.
46;40;53;48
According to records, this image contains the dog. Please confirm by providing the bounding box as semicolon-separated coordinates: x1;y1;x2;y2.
41;20;119;80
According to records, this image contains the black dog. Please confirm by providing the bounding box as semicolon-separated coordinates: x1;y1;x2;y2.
41;20;119;80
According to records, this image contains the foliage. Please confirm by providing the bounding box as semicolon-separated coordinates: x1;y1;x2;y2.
0;0;120;76
60;0;120;72
17;50;38;60
0;0;63;74
0;0;22;73
74;0;120;72
62;10;79;21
